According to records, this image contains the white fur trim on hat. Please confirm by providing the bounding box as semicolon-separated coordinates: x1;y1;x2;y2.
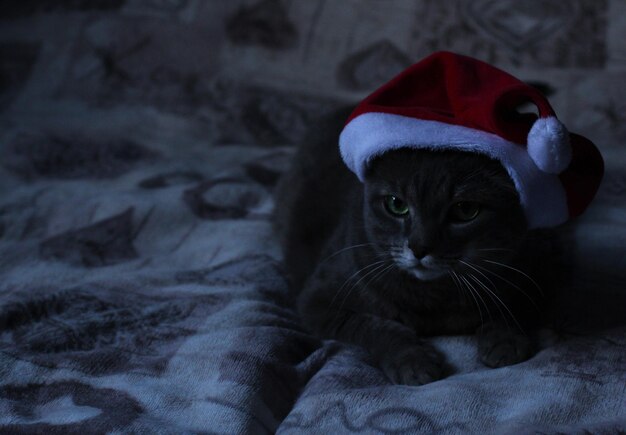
527;116;572;174
339;112;570;228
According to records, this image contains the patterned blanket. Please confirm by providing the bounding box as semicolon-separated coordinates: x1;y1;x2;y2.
1;1;625;433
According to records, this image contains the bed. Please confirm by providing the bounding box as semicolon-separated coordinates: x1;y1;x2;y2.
1;1;625;433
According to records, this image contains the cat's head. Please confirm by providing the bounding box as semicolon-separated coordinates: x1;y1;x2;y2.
363;148;527;281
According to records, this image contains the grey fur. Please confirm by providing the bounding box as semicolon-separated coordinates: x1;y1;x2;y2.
274;107;559;385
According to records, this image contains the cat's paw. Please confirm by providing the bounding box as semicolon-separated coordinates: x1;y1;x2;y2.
380;343;445;385
478;328;534;368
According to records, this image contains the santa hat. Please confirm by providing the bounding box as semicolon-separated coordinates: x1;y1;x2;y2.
339;51;604;228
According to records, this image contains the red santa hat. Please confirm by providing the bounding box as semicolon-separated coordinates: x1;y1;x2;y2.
339;51;604;228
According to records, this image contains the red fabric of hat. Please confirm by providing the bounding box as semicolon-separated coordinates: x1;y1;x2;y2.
339;51;604;228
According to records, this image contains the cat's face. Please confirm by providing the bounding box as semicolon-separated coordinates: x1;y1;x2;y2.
363;149;527;281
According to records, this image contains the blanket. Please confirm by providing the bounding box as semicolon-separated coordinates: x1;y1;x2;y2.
1;1;625;433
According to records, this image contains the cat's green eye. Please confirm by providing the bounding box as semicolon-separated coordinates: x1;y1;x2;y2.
450;201;481;222
384;195;410;217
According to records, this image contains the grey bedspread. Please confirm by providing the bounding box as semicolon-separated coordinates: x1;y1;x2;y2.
1;1;625;433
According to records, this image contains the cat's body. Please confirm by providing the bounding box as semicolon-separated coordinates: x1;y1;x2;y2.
274;107;561;385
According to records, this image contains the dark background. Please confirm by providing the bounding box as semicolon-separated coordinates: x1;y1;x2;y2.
0;0;624;149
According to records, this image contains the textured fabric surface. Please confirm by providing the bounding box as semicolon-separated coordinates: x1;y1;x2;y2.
1;1;625;433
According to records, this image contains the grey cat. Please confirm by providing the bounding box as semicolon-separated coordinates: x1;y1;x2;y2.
274;107;561;385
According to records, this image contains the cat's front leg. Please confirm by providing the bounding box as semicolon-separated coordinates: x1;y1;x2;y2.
378;338;444;385
476;322;534;368
334;311;446;385
298;287;446;385
336;311;446;385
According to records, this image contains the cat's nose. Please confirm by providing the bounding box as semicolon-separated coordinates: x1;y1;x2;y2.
408;229;435;260
409;243;432;260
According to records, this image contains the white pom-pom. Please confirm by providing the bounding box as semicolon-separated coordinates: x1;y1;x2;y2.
527;117;572;174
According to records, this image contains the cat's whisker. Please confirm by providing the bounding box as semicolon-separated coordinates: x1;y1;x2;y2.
461;261;513;326
319;243;377;265
365;263;396;293
482;259;544;296
329;260;387;311
465;273;510;330
343;261;391;298
470;261;542;310
458;273;491;324
374;267;395;305
464;258;538;319
468;273;524;334
450;270;484;329
328;259;389;330
459;260;498;291
335;261;392;315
